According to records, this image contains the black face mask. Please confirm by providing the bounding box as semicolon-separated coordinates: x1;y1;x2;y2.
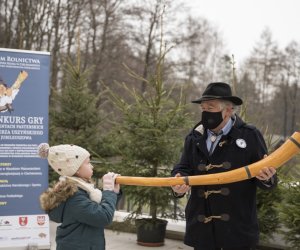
201;111;224;129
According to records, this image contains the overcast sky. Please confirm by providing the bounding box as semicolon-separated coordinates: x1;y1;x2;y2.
184;0;300;63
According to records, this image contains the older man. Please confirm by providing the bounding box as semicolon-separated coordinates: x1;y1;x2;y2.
171;82;277;250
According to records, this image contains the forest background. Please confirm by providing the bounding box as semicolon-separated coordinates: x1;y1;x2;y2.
1;0;299;248
1;0;298;136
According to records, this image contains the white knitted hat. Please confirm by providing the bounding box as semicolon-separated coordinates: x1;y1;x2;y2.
38;143;90;176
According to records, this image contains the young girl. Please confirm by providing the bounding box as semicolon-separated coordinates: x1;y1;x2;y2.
38;143;120;250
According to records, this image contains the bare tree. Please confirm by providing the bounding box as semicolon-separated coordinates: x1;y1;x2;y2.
50;0;63;91
278;41;300;136
0;0;51;50
83;0;123;92
0;0;18;47
246;28;280;107
167;14;226;107
121;0;165;93
284;42;300;134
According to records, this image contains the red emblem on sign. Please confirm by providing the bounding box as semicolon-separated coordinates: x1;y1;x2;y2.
37;216;45;226
19;217;28;226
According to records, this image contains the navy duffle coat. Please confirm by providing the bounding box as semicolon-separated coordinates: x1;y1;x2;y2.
172;115;277;249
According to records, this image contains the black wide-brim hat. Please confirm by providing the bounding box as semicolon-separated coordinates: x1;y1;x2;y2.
192;82;243;105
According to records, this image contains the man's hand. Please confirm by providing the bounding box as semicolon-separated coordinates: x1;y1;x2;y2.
171;173;190;195
256;167;276;181
255;155;276;181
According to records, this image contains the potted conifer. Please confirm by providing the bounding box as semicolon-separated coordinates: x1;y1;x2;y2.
108;47;191;246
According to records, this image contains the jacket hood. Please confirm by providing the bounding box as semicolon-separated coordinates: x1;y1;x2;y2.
40;179;78;212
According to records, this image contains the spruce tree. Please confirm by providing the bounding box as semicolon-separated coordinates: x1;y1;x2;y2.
108;49;192;222
277;164;300;249
256;185;281;240
49;55;107;181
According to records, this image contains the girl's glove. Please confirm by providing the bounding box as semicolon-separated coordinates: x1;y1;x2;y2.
102;172;120;193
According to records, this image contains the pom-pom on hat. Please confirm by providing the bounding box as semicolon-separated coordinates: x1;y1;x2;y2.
38;143;90;176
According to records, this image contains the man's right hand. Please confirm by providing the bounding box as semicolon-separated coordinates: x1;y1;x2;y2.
171;173;190;195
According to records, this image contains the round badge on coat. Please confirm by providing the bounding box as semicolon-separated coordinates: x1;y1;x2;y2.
236;138;247;148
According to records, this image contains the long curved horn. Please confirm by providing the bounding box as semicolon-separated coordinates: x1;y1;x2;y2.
115;131;300;187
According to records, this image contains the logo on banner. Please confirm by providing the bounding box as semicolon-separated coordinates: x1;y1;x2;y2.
0;219;12;226
37;216;45;226
0;70;29;113
19;216;28;226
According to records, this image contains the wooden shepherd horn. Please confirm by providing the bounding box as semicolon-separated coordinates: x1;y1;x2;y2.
115;131;300;187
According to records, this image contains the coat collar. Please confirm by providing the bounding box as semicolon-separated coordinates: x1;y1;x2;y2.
227;115;245;139
192;115;246;143
192;123;209;157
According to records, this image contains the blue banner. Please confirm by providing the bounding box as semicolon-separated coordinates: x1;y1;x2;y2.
0;48;50;248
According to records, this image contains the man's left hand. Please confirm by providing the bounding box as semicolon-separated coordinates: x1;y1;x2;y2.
255;167;276;181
